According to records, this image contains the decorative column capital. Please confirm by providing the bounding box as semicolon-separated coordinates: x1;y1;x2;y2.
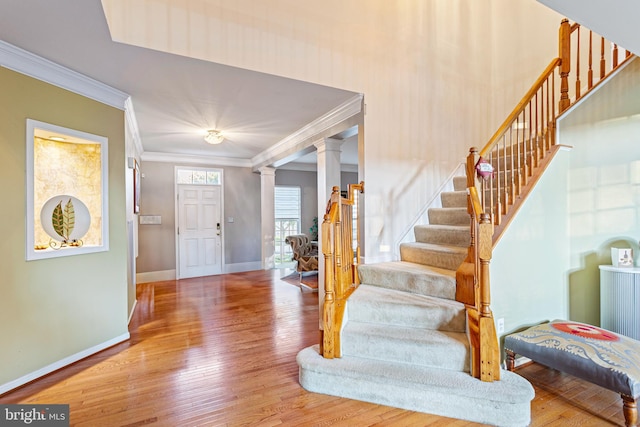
258;166;276;176
314;137;343;153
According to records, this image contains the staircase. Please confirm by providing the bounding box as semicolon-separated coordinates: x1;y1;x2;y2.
298;18;634;426
297;176;534;426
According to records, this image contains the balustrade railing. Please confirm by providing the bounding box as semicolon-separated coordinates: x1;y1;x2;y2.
321;182;364;358
477;20;633;241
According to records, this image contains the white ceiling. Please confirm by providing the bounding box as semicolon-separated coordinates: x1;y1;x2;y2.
0;0;359;168
537;0;640;56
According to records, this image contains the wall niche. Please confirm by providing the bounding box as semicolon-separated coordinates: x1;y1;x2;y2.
26;119;108;260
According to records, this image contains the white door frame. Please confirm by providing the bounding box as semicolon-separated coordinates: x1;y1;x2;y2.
174;166;225;279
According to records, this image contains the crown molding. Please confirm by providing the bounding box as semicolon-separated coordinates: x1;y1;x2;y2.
141;151;252;168
277;161;358;173
251;93;363;168
277;162;317;172
0;40;128;110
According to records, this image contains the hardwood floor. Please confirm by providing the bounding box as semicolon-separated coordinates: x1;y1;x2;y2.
0;269;627;426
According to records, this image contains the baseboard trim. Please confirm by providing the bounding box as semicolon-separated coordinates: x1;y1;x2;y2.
136;269;176;283
0;333;130;396
223;261;262;274
394;161;466;253
136;264;262;282
127;299;137;325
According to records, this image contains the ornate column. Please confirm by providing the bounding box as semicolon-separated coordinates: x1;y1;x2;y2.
314;138;343;328
259;166;276;269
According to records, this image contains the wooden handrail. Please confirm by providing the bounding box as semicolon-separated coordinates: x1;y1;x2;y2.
469;186;483;220
321;182;364;358
479;58;561;158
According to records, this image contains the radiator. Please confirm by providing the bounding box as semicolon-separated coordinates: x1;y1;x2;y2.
600;266;640;340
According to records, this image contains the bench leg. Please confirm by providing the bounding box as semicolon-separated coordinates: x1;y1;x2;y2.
505;350;516;371
622;394;638;427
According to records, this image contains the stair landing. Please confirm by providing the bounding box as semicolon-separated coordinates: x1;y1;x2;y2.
298;345;534;427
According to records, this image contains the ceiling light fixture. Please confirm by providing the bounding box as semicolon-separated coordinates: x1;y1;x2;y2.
204;129;224;145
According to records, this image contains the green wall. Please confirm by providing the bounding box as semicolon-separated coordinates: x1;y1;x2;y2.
562;59;640;326
492;149;571;339
0;67;128;388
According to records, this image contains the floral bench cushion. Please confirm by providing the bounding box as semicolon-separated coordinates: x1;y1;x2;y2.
504;320;640;398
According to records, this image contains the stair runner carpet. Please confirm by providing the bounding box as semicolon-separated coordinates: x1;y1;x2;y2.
297;176;534;426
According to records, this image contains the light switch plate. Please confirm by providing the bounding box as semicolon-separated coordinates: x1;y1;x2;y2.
139;215;161;225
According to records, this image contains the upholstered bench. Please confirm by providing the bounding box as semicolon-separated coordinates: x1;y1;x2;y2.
505;320;640;427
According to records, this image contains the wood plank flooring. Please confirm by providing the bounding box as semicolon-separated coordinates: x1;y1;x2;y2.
0;270;627;426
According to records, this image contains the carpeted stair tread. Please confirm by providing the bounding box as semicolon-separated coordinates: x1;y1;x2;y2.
453;176;467;191
440;191;467;208
400;242;467;271
298;345;534;427
428;207;469;225
357;261;456;300
414;224;470;247
342;321;469;371
347;284;465;331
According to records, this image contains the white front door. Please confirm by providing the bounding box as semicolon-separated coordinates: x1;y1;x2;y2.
177;184;222;278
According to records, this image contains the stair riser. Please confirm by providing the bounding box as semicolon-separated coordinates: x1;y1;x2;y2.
400;246;467;271
453;176;467;192
299;367;531;427
357;265;456;300
428;208;469;226
347;300;466;332
414;226;470;247
341;330;469;372
440;191;467;208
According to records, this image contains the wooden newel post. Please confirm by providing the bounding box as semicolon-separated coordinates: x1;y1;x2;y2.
559;19;571;113
478;213;493;317
477;212;500;381
322;211;335;358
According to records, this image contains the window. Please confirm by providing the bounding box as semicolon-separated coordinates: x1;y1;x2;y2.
274;186;301;265
176;168;222;185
